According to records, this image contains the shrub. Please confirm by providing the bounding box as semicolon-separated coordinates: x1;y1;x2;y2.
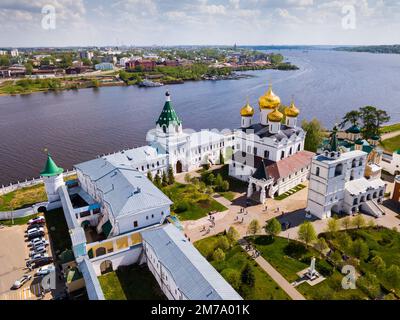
241;263;255;287
283;242;307;260
357;273;381;299
316;260;334;277
227;227;240;244
175;201;190;213
217;236;231;251
221;269;241;291
212;248;226;262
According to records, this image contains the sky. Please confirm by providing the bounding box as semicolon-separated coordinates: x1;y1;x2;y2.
0;0;399;47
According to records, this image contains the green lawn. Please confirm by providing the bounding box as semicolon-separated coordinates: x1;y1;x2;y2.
380;135;400;153
44;208;73;260
323;227;400;297
195;235;290;300
380;123;400;134
248;236;368;300
98;264;165;300
0;213;40;226
218;191;236;202
0;184;47;211
163;183;227;221
0;175;77;212
274;184;306;201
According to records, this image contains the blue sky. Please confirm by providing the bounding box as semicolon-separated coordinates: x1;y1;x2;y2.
0;0;399;47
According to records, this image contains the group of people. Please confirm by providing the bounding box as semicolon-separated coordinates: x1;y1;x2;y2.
244;243;261;259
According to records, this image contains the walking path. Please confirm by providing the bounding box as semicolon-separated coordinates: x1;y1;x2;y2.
240;243;305;300
381;129;400;141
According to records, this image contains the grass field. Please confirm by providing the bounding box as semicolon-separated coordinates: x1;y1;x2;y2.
0;184;47;211
98;264;165;300
248;236;368;300
195;235;290;300
0;175;77;212
274;184;306;201
0;213;40;226
380;123;400;134
380;135;400;153
163;183;227;221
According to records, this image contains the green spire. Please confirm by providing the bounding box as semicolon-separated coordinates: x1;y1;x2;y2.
41;152;64;177
156;91;182;128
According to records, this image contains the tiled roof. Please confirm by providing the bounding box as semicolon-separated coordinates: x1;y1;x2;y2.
265;151;314;180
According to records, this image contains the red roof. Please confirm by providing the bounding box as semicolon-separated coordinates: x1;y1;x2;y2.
266;151;314;180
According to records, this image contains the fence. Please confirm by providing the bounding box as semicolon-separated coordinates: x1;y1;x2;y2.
0;170;77;196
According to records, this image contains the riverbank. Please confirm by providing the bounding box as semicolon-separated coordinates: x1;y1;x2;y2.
0;62;298;97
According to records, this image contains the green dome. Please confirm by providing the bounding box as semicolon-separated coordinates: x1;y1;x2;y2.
41;153;64;177
346;125;361;134
396;149;400;155
371;135;380;141
355;139;364;145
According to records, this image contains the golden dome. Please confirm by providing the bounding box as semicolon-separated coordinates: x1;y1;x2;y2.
259;84;281;109
268;108;284;122
284;100;300;117
240;102;254;117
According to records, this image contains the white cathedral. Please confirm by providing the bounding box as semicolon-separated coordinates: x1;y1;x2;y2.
229;84;314;204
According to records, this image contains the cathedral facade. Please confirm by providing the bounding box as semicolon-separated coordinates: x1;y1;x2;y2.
228;85;314;204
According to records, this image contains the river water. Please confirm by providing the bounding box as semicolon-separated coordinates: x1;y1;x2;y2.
0;49;399;184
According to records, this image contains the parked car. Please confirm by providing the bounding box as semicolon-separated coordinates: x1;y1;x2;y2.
28;216;45;226
26;227;44;235
35;264;55;277
29;246;47;256
27;231;45;241
30;253;49;261
11;274;32;290
30;237;48;247
27;257;53;269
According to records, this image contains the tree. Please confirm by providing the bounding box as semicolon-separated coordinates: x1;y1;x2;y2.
154;173;162;188
357;273;381;299
384;265;400;290
184;173;191;184
0;55;10;66
219;151;225;165
217;236;231;251
359;106;390;139
371;256;386;271
247;219;260;236
341;216;352;230
340;110;361;128
161;171;168;187
326;217;339;234
212;248;226;262
221;269;241;291
352;214;366;229
24;62;33;75
241;263;255;287
336;232;352;251
297;221;317;247
314;238;328;255
350;239;369;260
167;166;175;185
227;226;240;243
301;118;324;153
147;171;153;182
265;219;281;238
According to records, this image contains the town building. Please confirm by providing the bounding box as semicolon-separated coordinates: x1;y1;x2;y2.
228;85;314;204
392;176;400;203
306;126;386;219
10;49;19;57
126;59;156;71
381;149;400;176
95;63;114;71
80;51;94;61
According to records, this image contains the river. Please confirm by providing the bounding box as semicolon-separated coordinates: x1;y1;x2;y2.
0;49;399;185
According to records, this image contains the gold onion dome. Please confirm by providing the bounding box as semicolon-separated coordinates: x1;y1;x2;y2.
284;100;300;117
259;84;281;109
268;108;284;122
240;102;255;117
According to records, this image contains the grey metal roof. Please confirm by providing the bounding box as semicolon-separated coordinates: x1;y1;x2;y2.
75;159;172;219
141;224;242;301
240;123;303;141
77;256;105;300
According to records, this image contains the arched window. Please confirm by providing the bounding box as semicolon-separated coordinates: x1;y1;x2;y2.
352;159;357;168
335;164;343;177
289;148;293;156
162;125;167;134
316;167;320;177
297;144;301;152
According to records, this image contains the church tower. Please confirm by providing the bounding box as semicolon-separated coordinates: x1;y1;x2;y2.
284;99;300;128
156;91;183;137
240;100;254;129
258;83;281;126
41;152;64;203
